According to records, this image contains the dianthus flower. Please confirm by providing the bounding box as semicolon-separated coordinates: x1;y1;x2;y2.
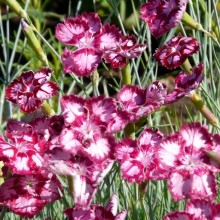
5;67;59;113
154;35;201;69
115;128;168;183
157;123;218;201
59;95;128;162
56;12;146;75
140;0;189;38
164;199;220;219
65;194;127;220
103;35;147;68
0;174;61;218
56;12;121;76
0;120;47;175
165;63;204;103
117;65;203;122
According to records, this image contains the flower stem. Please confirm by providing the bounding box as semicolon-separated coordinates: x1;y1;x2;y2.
67;176;73;196
122;62;131;85
180;61;218;127
21;19;48;66
92;69;100;96
122;62;136;138
180;59;192;75
182;12;220;47
188;92;218;127
182;12;204;31
41;101;55;116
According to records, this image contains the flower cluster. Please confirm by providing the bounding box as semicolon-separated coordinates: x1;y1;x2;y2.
0;68;204;217
56;12;146;76
1;0;215;218
0;119;62;218
118;63;204;122
116;122;220;218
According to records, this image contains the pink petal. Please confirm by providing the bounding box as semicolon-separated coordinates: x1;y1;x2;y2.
138;128;163;146
80;12;102;34
140;0;189;38
6;196;46;218
186;200;214;219
60;128;82;154
95;23;122;51
115;138;136;161
61;95;86;125
83;136;113;162
146;81;167;105
157;135;182;169
0;136;15;159
103;35;147;68
73;175;97;208
87;96;117;123
17;91;42;113
65;207;93;220
56;17;88;45
115;211;128;220
121;160;145;183
164;211;195;220
33;66;52;84
117;85;146;111
62;48;102;76
179;122;212;152
5;78;23;103
168;168;217;201
106;194;118;216
35;82;59;100
106;110;129;133
154;35;200;69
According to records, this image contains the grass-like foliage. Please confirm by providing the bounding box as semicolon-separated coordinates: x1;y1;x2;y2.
0;0;220;219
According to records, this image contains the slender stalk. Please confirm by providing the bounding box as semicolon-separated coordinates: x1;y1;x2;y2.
122;62;131;85
41;101;55;116
180;59;193;74
188;92;219;127
92;69;100;97
21;20;48;66
182;12;220;47
180;60;218;127
0;0;29;20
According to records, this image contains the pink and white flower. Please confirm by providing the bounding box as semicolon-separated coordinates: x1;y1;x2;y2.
59;95;128;162
0;174;61;218
0;120;47;175
164;199;220;219
103;35;147;68
56;12;122;76
5;67;59;113
115;128;167;183
157;122;218;201
154;35;201;69
140;0;189;38
165;64;204;103
117;64;203;122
